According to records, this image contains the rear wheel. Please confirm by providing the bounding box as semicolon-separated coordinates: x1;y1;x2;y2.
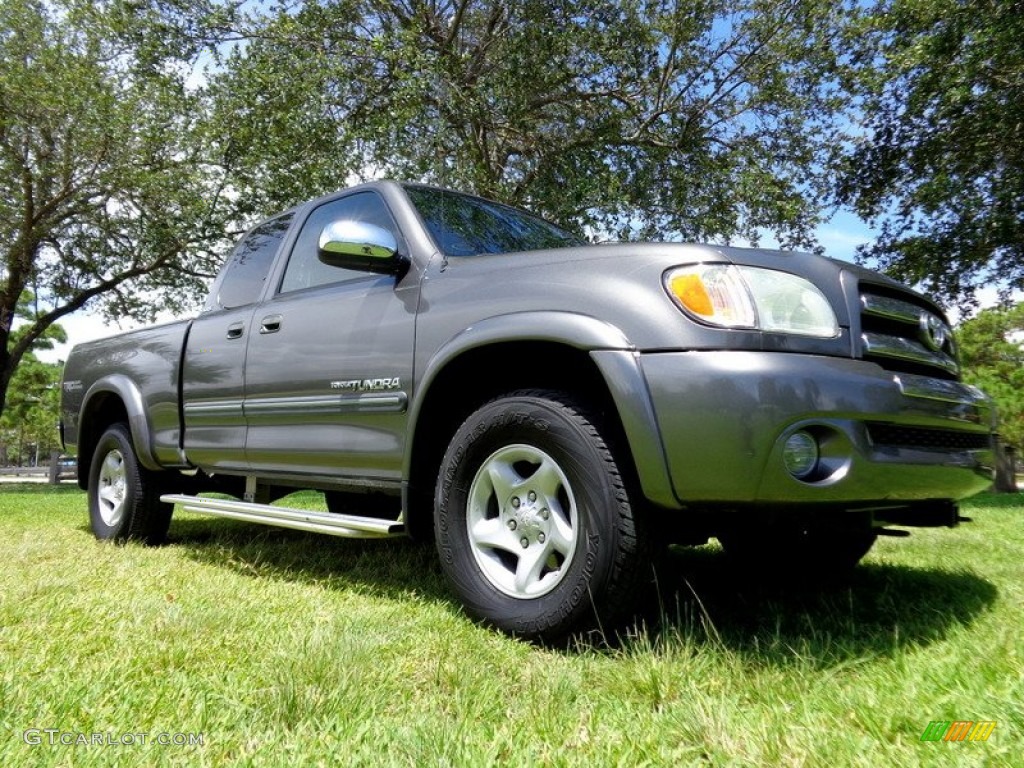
435;390;649;642
88;423;172;545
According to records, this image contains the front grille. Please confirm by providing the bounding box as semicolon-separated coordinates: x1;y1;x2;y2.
866;422;991;453
858;285;959;379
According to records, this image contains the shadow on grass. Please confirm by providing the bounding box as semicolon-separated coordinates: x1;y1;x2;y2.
144;500;1001;663
642;545;998;666
963;489;1024;509
168;516;455;606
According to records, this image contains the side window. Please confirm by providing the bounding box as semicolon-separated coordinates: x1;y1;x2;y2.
279;192;400;294
216;214;293;310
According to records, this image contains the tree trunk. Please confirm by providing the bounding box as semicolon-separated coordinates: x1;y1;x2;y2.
0;343;11;424
994;443;1019;493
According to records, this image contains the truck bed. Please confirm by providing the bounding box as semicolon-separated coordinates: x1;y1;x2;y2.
61;318;193;471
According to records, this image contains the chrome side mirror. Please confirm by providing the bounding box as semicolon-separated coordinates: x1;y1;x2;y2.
317;221;406;275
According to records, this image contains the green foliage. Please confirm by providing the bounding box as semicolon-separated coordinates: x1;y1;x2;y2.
0;354;63;465
0;0;239;419
211;0;854;245
839;0;1024;305
0;292;66;464
958;302;1024;452
9;0;1015;429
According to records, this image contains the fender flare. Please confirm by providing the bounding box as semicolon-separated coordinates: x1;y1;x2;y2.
408;310;634;434
79;374;160;475
404;311;678;508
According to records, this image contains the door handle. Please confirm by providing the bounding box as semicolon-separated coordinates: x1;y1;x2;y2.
259;314;283;334
226;322;244;340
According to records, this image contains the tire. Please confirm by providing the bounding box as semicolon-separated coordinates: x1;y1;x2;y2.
435;390;648;642
324;490;399;520
718;523;877;580
88;423;173;545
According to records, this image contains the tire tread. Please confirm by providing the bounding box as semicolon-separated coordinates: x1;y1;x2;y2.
89;423;172;545
436;388;654;642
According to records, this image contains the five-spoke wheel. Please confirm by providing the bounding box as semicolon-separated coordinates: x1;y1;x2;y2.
88;423;172;544
466;444;579;598
96;448;128;528
435;390;648;642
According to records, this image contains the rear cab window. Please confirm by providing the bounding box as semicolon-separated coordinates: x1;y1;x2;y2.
205;213;294;311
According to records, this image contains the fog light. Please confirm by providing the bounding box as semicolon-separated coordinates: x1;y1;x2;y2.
783;431;818;479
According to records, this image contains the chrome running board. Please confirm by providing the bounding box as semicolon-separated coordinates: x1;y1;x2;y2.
159;494;404;539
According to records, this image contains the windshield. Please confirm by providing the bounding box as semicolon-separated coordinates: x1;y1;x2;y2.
404;185;584;257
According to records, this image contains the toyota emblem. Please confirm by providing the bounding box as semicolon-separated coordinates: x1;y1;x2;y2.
919;311;950;352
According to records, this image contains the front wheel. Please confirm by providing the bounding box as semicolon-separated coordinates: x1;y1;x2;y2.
435;390;648;642
88;423;172;545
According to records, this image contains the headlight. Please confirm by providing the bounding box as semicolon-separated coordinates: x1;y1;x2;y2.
664;264;839;338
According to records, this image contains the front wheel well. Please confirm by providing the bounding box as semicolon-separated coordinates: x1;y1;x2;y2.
405;342;635;540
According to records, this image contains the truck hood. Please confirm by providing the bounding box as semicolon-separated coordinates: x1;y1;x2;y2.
436;241;940;318
419;238;951;358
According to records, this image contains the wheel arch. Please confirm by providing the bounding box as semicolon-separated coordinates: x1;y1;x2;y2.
77;375;159;488
402;312;678;539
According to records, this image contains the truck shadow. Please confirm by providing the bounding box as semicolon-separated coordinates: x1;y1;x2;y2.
640;545;998;666
169;516;454;605
165;518;997;664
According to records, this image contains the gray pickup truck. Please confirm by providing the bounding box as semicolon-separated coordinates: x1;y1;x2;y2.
60;181;994;640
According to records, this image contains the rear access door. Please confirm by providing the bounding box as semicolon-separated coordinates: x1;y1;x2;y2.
181;213;294;470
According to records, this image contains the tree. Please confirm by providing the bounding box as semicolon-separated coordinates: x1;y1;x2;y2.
210;0;854;243
839;0;1024;306
0;293;65;465
0;0;239;422
958;303;1024;455
0;351;64;466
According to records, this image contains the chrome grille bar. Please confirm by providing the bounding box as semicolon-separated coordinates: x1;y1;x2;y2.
862;332;959;375
861;294;923;324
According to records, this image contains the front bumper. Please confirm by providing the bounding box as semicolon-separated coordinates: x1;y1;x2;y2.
640;351;994;506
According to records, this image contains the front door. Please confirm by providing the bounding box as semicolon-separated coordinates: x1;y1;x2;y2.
243;191;417;483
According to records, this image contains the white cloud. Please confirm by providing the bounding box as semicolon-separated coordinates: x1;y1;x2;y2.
815;226;872;258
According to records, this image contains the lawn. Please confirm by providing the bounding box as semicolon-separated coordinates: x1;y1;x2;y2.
1;485;1021;766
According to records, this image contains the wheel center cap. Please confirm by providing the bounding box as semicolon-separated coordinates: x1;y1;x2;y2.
518;508;544;535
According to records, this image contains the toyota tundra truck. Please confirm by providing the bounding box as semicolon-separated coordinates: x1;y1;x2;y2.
59;181;995;641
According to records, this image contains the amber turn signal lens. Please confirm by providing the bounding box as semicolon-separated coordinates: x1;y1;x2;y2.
663;264;758;327
668;273;714;317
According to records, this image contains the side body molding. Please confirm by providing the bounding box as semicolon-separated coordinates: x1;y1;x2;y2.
405;311;679;508
79;374;160;474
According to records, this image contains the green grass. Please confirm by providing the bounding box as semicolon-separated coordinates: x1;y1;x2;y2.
1;486;1021;766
